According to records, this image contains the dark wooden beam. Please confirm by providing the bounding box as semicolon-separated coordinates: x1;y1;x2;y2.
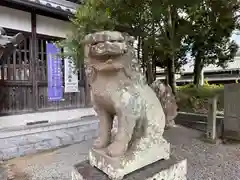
31;11;38;111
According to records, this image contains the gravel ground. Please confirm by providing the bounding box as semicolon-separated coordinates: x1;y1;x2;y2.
7;126;240;180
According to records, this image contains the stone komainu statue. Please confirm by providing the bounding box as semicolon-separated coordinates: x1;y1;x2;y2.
84;31;175;158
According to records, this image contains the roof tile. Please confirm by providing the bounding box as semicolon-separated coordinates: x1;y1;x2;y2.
27;0;78;14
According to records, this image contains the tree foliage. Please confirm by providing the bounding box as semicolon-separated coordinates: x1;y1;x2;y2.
59;0;201;93
57;0;116;68
59;0;240;90
186;0;240;86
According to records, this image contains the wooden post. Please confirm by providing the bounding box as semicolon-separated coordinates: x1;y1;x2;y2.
206;96;217;141
31;11;38;111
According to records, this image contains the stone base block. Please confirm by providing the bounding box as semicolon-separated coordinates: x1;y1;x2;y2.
72;156;187;180
199;134;222;145
223;130;240;141
89;140;170;180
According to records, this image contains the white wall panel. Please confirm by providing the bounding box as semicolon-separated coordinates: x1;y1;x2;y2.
0;6;31;32
36;15;71;38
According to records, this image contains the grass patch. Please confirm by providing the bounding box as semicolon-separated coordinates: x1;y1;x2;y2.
176;83;224;114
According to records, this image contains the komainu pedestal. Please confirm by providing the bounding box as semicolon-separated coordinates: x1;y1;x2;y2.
73;157;187;180
73;31;187;180
89;139;170;180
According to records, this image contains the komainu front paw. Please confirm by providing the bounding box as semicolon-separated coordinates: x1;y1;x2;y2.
93;137;110;149
106;141;128;157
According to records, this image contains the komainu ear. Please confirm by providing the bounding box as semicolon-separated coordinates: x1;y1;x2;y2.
122;32;135;44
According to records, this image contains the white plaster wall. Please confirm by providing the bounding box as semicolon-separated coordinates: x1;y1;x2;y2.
36;15;71;38
0;6;71;38
0;6;31;32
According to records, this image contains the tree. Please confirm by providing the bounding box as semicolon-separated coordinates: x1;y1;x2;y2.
186;0;240;86
143;0;201;93
57;0;116;68
106;0;200;92
60;0;200;93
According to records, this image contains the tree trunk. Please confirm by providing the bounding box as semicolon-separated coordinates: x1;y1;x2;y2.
165;68;169;85
152;52;156;81
193;53;203;87
167;57;176;95
166;5;177;95
146;59;154;84
145;49;154;85
137;36;141;61
142;39;154;84
141;39;146;74
151;17;156;82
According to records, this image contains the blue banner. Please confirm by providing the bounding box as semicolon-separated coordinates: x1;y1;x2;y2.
47;43;63;101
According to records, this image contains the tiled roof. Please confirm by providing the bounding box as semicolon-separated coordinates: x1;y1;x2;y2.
26;0;79;14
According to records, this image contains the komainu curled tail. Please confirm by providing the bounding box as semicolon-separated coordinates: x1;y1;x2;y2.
151;79;178;129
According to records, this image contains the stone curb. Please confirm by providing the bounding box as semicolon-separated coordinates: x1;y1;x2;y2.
0;116;99;161
176;112;224;137
1;111;224;161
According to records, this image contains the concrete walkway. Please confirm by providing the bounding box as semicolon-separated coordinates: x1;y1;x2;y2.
7;126;240;180
0;108;96;129
7;141;93;180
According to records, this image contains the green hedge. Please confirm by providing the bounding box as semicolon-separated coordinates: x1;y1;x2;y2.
176;83;224;114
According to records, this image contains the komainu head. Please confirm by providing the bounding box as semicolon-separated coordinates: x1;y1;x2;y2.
83;31;134;60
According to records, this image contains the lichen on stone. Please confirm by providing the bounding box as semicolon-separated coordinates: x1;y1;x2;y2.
84;31;173;179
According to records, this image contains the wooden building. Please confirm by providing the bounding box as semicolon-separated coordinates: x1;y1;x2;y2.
0;0;90;115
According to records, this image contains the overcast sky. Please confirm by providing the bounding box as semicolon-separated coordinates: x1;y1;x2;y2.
231;33;240;45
